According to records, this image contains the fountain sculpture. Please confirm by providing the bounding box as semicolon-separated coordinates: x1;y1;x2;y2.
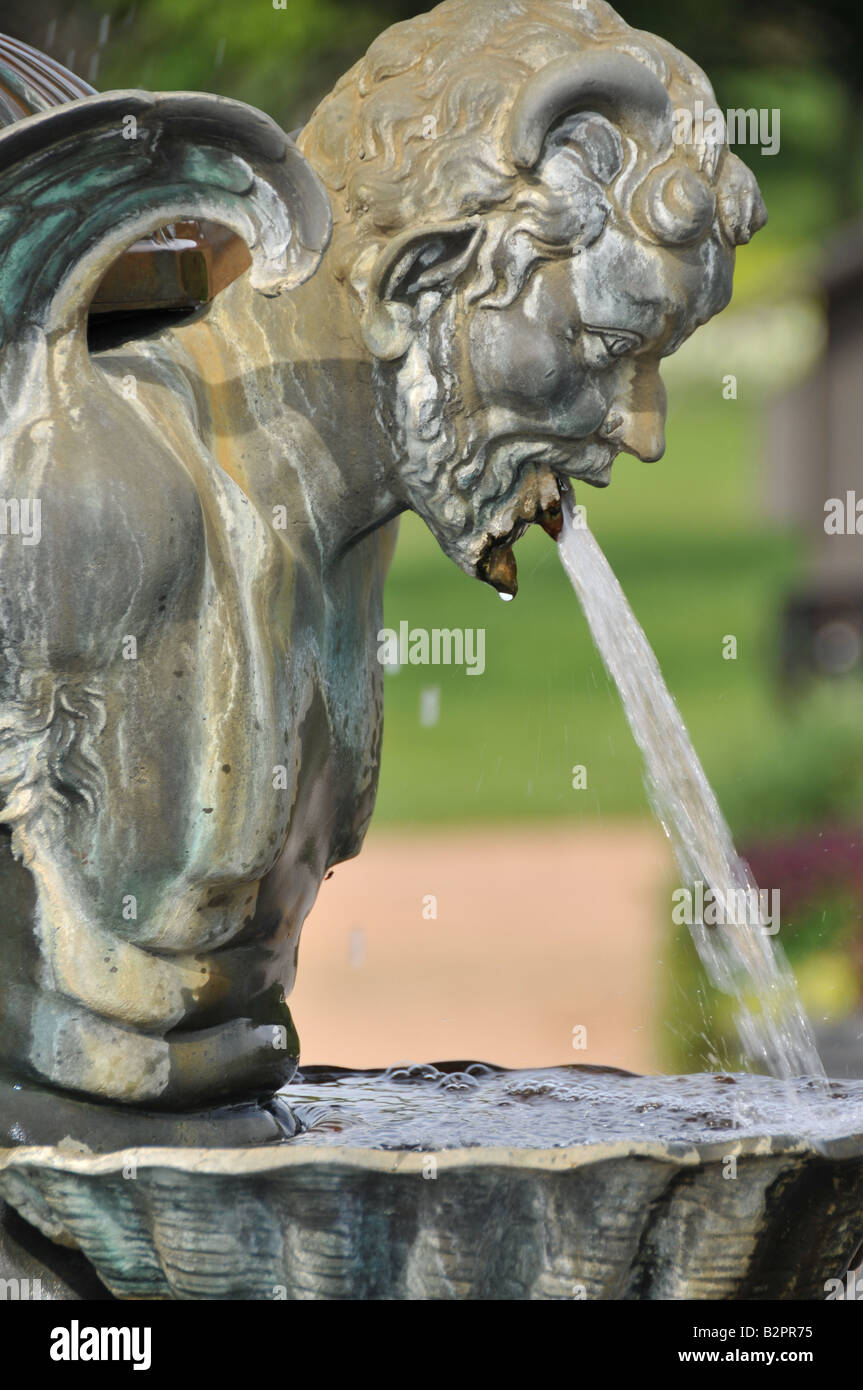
1;0;862;1300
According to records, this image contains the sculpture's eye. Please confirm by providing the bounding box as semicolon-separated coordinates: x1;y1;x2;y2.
589;328;640;359
569;326;642;367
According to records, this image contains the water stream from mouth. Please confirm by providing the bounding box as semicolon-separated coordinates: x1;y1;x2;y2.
557;489;825;1083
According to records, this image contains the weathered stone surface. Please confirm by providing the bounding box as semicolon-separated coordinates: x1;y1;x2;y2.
1;1131;862;1300
0;1076;298;1150
0;1199;113;1301
0;90;332;1117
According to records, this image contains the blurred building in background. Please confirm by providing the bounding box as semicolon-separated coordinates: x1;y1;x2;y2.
769;221;863;685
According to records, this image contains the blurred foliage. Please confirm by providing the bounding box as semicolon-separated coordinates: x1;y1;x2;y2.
4;0;409;129
666;888;863;1071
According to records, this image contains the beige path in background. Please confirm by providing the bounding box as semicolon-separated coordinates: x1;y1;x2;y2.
291;823;675;1075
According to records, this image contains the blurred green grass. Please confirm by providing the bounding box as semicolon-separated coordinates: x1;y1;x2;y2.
375;384;861;836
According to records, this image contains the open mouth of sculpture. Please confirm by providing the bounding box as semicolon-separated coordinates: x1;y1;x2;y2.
476;450;616;595
476;485;562;594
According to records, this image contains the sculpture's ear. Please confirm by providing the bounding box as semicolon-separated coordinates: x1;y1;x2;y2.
361;221;482;360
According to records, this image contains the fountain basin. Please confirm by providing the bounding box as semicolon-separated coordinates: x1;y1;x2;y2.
2;1065;863;1300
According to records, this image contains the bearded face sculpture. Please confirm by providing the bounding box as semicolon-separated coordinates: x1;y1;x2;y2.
298;3;765;593
0;0;765;1143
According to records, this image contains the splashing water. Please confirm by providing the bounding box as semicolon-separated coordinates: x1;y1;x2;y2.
557;489;825;1083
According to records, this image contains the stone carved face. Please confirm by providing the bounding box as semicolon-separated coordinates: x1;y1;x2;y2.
300;0;766;593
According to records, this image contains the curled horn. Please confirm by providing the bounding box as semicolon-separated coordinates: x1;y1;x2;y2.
508;50;673;170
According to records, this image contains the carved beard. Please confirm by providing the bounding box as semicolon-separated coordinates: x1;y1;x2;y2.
378;295;617;585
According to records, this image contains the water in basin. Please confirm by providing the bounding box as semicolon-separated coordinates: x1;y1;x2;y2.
284;1063;863;1150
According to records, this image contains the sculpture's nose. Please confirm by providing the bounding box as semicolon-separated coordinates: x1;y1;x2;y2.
601;364;667;463
620;410;666;463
